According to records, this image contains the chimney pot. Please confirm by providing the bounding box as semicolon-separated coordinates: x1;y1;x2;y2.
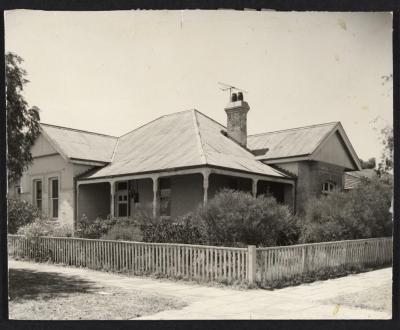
231;93;238;102
237;92;243;101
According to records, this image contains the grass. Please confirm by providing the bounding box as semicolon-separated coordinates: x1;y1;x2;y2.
323;280;392;313
9;268;187;320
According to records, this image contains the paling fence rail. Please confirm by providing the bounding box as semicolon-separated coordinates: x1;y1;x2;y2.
256;237;393;287
8;235;392;286
8;235;248;284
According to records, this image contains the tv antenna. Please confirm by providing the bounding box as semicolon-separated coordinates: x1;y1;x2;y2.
218;82;248;101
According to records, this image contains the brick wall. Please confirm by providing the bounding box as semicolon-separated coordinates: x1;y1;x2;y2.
296;160;345;213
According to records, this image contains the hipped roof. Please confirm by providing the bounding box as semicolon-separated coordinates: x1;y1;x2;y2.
41;110;288;180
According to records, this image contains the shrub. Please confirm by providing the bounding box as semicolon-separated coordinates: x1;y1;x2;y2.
102;224;143;241
77;208;153;239
197;189;298;247
17;218;74;238
17;218;52;239
141;213;206;244
7;198;41;234
76;214;118;239
50;224;74;237
298;177;393;243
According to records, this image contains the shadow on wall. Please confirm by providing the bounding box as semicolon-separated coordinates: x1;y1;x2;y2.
8;268;100;302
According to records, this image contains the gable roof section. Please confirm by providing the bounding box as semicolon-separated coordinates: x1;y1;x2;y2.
40;123;118;164
247;122;361;170
83;110;287;180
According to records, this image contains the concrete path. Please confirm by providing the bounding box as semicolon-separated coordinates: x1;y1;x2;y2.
9;260;391;320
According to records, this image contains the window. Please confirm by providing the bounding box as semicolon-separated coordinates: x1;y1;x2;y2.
160;178;171;217
49;178;59;219
322;181;336;194
33;180;42;211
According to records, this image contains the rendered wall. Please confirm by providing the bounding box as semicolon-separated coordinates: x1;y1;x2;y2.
19;154;75;227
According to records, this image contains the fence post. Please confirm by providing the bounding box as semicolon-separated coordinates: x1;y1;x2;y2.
247;245;256;285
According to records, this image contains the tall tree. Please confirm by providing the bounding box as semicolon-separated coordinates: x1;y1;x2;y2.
359;157;376;170
6;52;41;183
377;125;393;175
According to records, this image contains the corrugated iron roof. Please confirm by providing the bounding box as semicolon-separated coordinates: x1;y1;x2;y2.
83;110;286;179
344;169;377;190
41;124;118;163
247;122;339;160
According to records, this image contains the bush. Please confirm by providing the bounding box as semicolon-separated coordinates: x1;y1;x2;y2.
299;177;393;243
50;224;74;238
102;224;143;241
7;198;41;234
197;189;298;247
17;218;52;239
17;218;73;238
141;213;207;244
76;214;117;239
77;208;153;239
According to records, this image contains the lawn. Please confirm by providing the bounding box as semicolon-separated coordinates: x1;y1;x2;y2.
9;268;187;320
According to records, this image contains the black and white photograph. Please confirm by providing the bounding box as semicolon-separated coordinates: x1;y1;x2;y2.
4;9;394;320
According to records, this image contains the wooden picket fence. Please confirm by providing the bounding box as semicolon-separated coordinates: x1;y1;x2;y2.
256;237;393;287
8;235;248;284
8;235;392;286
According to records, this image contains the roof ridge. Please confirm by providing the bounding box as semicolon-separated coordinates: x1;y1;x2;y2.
41;123;117;138
248;121;340;137
192;110;208;165
194;109;226;129
110;137;120;163
119;109;195;138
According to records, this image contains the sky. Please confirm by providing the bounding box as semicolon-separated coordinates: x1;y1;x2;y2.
5;10;393;162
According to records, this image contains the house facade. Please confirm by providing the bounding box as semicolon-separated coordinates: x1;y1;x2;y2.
11;94;361;229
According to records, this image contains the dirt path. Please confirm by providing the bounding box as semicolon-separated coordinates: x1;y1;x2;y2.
9;260;392;320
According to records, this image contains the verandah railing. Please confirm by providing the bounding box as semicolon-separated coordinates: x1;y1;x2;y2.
8;235;392;286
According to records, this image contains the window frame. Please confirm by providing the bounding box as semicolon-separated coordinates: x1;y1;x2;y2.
322;180;336;194
48;177;59;220
33;179;43;211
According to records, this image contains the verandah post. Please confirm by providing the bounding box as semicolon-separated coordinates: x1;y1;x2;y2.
247;245;256;285
152;176;159;218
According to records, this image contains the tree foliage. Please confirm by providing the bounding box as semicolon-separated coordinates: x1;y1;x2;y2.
6;52;41;183
377;125;393;175
298;177;393;243
359;157;376;169
7;198;41;234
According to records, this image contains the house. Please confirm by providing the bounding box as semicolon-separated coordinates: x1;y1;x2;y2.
11;93;362;229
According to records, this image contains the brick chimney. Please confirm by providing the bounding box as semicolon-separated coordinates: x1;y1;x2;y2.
224;92;250;147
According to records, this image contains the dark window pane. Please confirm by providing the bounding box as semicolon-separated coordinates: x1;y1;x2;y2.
37;200;42;211
160;178;171;189
36;181;42;199
53;199;58;218
52;179;58;198
118;204;127;217
117;182;127;191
